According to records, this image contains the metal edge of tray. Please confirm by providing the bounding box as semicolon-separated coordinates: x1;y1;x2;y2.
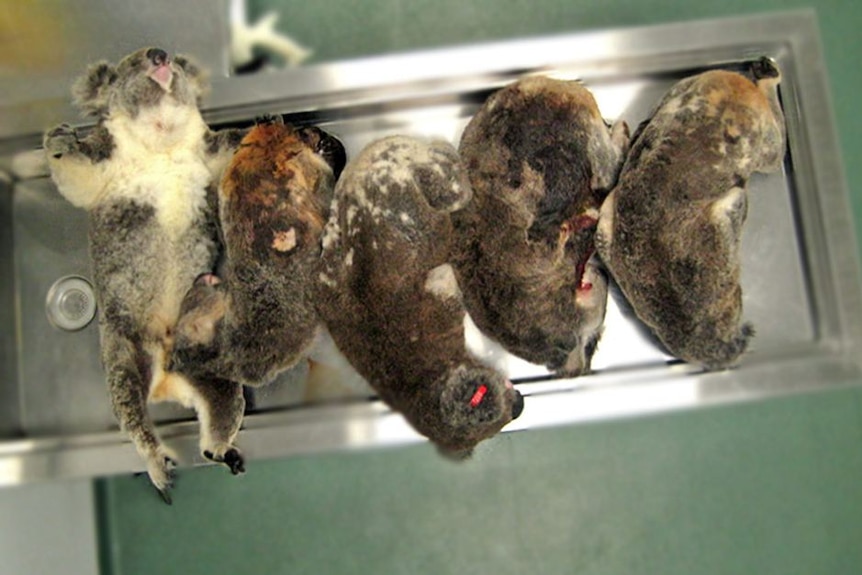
2;9;862;488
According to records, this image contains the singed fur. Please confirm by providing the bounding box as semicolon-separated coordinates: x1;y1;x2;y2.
595;58;786;369
43;48;247;501
315;136;524;455
170;116;345;388
452;77;629;375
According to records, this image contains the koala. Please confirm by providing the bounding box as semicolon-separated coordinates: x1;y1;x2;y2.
595;58;786;369
452;76;629;376
315;136;524;456
170;116;345;389
43;48;248;502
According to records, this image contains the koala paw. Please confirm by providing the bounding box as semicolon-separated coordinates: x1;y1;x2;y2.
254;113;283;126
145;447;179;505
203;445;246;475
43;124;80;159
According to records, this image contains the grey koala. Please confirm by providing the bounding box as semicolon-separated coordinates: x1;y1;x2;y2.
315;136;524;457
452;76;629;376
43;48;248;502
170;116;345;388
596;58;786;369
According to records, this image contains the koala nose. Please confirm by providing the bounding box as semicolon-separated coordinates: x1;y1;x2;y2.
511;390;524;420
146;48;169;66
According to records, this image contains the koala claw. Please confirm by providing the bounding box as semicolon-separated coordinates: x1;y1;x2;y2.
156;486;174;506
203;446;246;475
145;451;178;505
44;124;80;159
254;113;283;126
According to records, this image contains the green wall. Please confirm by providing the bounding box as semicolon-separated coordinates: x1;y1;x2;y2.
98;2;862;574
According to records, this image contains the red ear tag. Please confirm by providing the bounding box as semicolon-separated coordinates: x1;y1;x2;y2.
469;385;488;408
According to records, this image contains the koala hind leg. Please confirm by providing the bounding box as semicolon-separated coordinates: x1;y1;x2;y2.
150;370;246;475
189;377;246;475
102;332;177;499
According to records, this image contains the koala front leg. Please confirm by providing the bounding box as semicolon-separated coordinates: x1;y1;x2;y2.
44;124;114;208
204;127;250;177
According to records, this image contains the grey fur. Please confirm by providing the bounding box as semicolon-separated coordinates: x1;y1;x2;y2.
315;136;523;456
170;117;344;387
595;59;786;369
43;47;248;499
452;77;629;375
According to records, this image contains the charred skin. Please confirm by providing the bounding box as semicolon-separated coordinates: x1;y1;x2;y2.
315;136;523;456
43;47;248;500
171;117;343;388
453;76;628;376
596;59;786;369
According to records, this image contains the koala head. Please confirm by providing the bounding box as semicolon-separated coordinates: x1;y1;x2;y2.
431;364;524;458
72;47;208;119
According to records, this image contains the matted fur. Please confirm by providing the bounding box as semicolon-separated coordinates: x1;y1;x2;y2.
315;136;523;455
453;77;629;375
595;59;786;369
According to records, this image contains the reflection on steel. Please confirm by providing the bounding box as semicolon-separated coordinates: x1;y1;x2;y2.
1;10;861;487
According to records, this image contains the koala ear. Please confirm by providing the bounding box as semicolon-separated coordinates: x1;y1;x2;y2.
72;62;117;117
174;54;210;101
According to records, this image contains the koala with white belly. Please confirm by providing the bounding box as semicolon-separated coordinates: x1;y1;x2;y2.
596;58;786;369
43;48;248;502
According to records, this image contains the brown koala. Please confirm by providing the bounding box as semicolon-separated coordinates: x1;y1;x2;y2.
595;58;786;369
43;48;248;502
452;76;629;376
315;136;524;456
170;117;344;389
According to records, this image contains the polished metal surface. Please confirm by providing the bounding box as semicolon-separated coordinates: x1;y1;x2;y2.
1;10;861;487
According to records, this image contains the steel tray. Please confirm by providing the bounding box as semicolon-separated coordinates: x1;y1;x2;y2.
1;9;860;486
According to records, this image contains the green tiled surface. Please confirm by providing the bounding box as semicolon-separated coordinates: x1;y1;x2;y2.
99;390;862;575
99;1;862;574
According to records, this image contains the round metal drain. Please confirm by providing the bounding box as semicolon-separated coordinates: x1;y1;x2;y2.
46;276;97;331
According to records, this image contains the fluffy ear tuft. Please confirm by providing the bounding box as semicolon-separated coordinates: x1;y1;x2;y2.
71;62;117;118
174;54;210;102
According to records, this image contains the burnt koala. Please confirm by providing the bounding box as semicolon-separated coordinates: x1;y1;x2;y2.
43;48;248;502
315;136;524;456
171;116;345;388
452;76;629;376
596;58;786;369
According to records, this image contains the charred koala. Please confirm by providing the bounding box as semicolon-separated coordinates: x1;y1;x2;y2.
171;116;345;388
43;48;248;502
315;136;524;456
596;58;786;369
452;76;629;376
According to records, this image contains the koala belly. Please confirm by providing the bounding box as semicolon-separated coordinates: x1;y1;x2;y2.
91;165;216;345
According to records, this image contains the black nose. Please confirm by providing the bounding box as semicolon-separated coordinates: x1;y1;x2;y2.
146;48;168;66
511;390;524;420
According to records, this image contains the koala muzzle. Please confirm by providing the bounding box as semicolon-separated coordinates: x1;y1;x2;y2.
146;48;169;66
